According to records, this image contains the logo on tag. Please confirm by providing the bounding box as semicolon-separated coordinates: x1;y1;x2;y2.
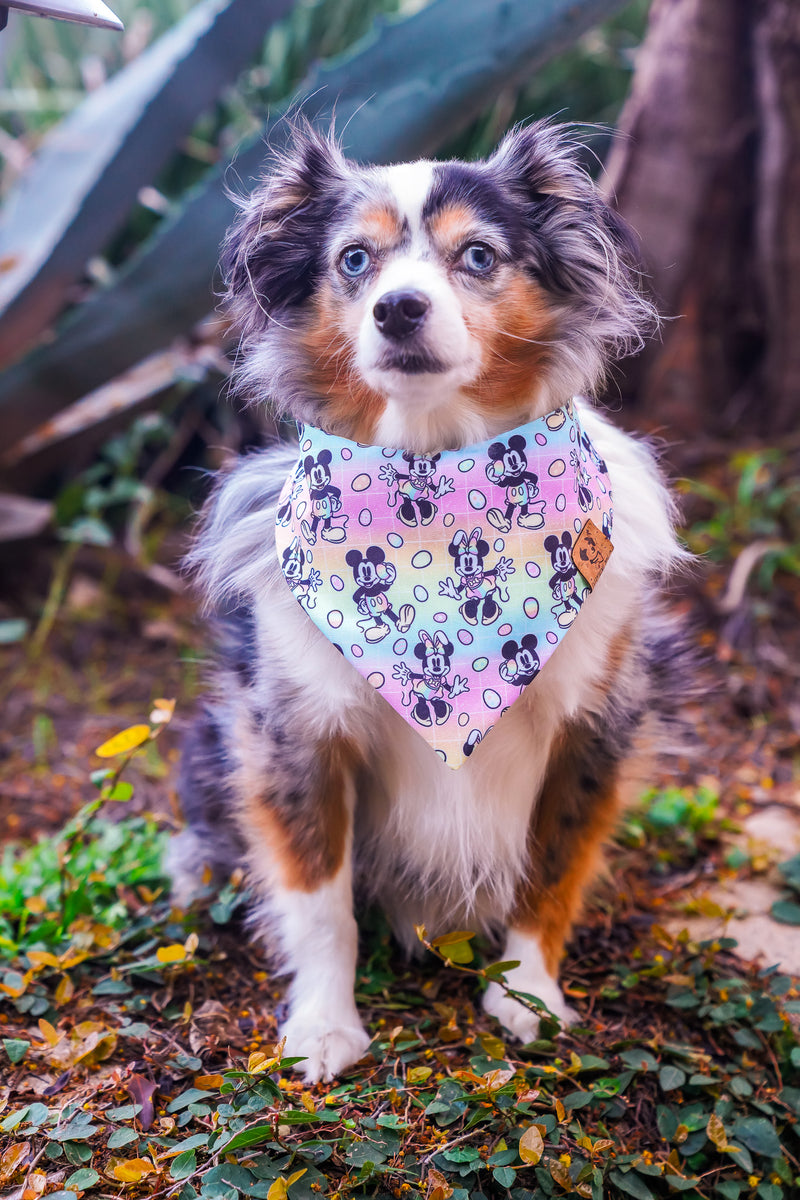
572;519;613;589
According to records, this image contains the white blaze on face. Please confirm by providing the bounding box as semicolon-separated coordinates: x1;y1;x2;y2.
355;160;483;407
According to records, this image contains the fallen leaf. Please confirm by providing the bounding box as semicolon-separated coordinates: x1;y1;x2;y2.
127;1075;157;1130
157;944;187;964
194;1074;224;1090
519;1124;544;1165
110;1157;157;1183
95;725;150;758
0;1141;30;1182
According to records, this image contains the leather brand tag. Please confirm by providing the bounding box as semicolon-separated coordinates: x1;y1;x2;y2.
572;518;614;589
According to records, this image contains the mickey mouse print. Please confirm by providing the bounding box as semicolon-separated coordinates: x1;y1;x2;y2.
274;402;613;767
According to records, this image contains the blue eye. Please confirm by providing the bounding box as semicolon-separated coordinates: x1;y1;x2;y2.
462;244;495;273
340;246;371;277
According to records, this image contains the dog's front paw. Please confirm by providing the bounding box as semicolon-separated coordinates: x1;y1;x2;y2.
483;981;578;1045
281;1013;371;1083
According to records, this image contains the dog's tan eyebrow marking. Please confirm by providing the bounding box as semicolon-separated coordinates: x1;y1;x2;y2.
352;202;408;249
426;203;509;257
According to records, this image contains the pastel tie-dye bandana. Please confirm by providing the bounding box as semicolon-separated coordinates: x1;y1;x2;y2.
275;402;613;768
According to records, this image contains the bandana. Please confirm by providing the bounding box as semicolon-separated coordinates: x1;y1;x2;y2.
275;402;613;768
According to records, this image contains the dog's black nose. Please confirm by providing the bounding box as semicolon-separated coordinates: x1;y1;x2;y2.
373;290;430;340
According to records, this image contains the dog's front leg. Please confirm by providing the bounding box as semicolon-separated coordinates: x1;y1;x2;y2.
484;713;632;1042
238;737;370;1083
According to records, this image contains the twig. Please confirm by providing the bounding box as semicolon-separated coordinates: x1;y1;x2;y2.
717;538;786;614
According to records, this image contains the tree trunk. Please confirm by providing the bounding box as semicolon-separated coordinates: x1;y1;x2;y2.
603;0;800;439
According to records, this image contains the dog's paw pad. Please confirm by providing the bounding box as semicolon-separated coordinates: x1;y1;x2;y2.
482;982;578;1044
282;1017;371;1083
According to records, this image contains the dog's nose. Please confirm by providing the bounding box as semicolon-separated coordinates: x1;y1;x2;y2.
373;290;430;339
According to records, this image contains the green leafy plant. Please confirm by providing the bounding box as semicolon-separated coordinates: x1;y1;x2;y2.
0;700;174;966
620;784;726;867
681;449;800;589
770;855;800;927
0;720;797;1200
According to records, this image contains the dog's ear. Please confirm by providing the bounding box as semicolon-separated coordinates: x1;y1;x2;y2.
489;121;657;392
490;120;590;203
222;122;348;337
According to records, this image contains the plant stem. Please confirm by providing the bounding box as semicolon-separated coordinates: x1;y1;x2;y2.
29;540;78;658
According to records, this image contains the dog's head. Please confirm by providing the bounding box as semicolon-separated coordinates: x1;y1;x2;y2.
223;120;655;447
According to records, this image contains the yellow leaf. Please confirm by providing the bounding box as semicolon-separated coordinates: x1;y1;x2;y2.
407;1066;433;1084
431;930;476;948
59;946;88;969
111;1158;156;1183
550;1160;572;1188
37;1019;60;1046
54;974;74;1006
592;1139;615;1154
707;1112;728;1151
27;950;59;969
519;1124;544;1165
267;1178;288;1200
287;1169;307;1186
24;896;46;914
248;1050;278;1074
426;1169;453;1200
479;1032;506;1059
555;1098;566;1123
157;944;187;964
195;1074;224;1090
95;724;150;758
74;1029;117;1066
0;1141;30;1182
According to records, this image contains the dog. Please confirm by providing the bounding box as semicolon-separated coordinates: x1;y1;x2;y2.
168;120;689;1083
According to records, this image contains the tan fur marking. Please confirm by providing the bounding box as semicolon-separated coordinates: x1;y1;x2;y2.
510;628;637;974
463;273;557;419
299;280;384;442
356;204;404;248
427;204;483;254
241;737;359;892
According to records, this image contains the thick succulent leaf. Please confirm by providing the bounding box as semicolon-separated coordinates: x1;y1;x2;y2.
0;0;628;464
0;0;295;369
4;1;123;30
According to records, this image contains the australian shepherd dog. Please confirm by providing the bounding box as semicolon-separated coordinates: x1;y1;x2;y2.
168;120;688;1082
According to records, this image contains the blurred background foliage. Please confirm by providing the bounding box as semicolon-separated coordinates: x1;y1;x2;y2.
1;0;648;190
